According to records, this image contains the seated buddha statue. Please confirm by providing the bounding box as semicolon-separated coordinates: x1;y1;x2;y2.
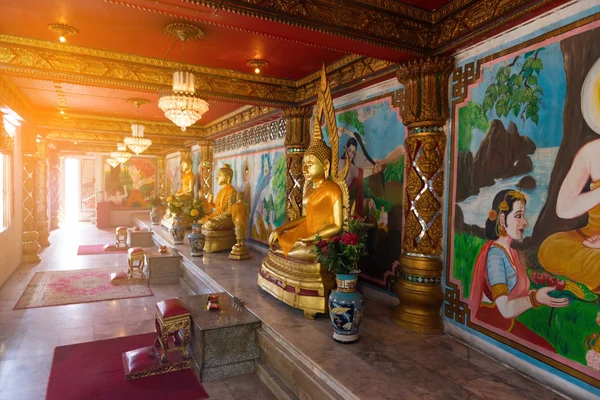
258;65;349;318
200;164;238;252
268;138;343;262
175;156;195;200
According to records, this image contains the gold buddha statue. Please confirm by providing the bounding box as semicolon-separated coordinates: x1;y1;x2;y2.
258;65;350;319
229;191;251;260
175;156;195;200
201;164;238;253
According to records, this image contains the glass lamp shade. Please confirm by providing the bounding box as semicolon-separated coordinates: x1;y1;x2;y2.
158;70;209;131
124;123;152;154
106;158;120;168
111;143;131;164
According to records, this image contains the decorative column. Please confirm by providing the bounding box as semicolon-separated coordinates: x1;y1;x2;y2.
197;140;213;199
22;126;40;263
36;138;50;246
157;156;166;201
282;107;312;221
394;57;454;334
49;150;60;230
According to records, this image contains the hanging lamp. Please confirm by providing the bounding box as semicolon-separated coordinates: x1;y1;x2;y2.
111;143;131;164
124;98;152;154
158;22;209;131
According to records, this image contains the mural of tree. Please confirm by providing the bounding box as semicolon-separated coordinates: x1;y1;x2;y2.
338;110;365;136
458;101;489;152
272;155;287;227
482;49;545;125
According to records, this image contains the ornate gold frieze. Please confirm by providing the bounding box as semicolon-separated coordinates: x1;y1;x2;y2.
396;57;454;127
44;131;184;147
282;107;311;221
0;76;33;121
213;119;285;154
204;106;276;138
0;112;14;153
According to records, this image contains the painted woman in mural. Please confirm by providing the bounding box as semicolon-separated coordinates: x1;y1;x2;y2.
125;159;155;207
337;128;404;215
537;57;600;291
250;154;273;237
471;189;569;352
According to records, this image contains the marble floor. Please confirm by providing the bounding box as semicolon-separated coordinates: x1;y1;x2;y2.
147;218;568;400
0;223;275;400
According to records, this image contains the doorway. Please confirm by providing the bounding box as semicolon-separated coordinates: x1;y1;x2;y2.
64;158;80;222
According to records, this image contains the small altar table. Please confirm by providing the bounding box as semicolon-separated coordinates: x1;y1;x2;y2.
146;250;182;285
178;293;261;381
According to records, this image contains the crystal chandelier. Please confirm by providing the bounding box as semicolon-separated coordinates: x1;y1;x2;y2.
125;123;152;154
111;143;131;164
124;98;152;154
158;22;208;131
106;158;119;168
159;70;209;131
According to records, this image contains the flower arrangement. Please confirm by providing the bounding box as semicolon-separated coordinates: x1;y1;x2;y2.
312;216;369;274
150;196;164;208
166;195;205;221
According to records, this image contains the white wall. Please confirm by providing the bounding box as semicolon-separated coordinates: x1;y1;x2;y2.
0;125;23;288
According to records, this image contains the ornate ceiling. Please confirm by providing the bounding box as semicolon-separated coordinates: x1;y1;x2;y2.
0;0;569;155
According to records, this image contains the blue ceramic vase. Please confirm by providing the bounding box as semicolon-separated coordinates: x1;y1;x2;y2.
329;273;364;343
169;216;185;245
188;223;206;257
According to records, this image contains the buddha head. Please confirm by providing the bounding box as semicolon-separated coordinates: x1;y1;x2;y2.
303;135;332;183
181;156;193;173
217;164;234;186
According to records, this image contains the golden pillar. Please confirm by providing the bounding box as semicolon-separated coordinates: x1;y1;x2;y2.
22;127;40;263
157;156;166;201
282;107;312;221
36;138;50;247
49;150;60;230
197;140;213;199
393;57;454;334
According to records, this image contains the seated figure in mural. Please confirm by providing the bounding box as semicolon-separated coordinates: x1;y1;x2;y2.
268;134;343;262
174;156;195;200
538;60;600;291
471;189;569;352
201;164;237;230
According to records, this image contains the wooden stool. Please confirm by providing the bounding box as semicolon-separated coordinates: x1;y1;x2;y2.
155;299;191;363
116;226;128;248
127;247;146;279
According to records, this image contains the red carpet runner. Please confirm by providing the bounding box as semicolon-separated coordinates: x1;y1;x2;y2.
46;333;209;400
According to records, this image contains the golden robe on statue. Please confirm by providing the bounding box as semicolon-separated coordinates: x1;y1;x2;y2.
201;183;236;228
538;180;600;290
278;180;342;256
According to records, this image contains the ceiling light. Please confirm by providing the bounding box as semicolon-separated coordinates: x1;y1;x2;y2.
111;143;131;164
247;59;268;74
48;23;77;43
124;99;152;154
60;110;64;115
106;158;119;168
158;23;209;131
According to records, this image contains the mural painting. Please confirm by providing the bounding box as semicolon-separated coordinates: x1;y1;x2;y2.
450;24;600;384
103;157;157;208
214;145;286;244
331;96;406;291
165;154;181;197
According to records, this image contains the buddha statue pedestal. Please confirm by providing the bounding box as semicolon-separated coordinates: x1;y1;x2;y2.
201;228;237;254
258;250;335;319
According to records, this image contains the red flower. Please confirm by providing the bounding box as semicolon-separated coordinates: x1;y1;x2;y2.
331;236;341;243
317;240;328;250
341;232;359;246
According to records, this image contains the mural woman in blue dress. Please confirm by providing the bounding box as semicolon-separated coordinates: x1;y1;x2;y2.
470;189;569;352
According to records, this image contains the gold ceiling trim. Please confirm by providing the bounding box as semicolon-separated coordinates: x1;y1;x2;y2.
203;106;276;137
0;34;296;87
0;75;33;121
45;131;184;147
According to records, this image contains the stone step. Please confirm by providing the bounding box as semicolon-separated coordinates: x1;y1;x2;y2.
256;327;346;400
255;359;298;400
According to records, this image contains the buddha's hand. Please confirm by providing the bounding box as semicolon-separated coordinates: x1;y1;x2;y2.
300;237;316;245
535;287;570;308
268;229;280;248
583;234;600;249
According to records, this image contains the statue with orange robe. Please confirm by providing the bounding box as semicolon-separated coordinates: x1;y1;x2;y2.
201;164;237;230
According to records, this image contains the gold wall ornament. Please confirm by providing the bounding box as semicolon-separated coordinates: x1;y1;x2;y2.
157;157;166;201
36;155;50;247
0;112;14;154
0;76;33;122
197;140;213;200
22;135;40;263
396;57;454;127
282;107;311;221
163;22;204;41
49;151;60;230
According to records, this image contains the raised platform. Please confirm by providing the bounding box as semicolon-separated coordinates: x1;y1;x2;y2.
132;214;566;400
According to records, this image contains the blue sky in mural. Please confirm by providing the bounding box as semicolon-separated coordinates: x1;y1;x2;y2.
468;41;566;150
335;101;405;160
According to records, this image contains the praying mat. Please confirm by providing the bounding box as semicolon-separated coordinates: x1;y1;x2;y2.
14;267;153;309
77;244;128;255
46;333;208;400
